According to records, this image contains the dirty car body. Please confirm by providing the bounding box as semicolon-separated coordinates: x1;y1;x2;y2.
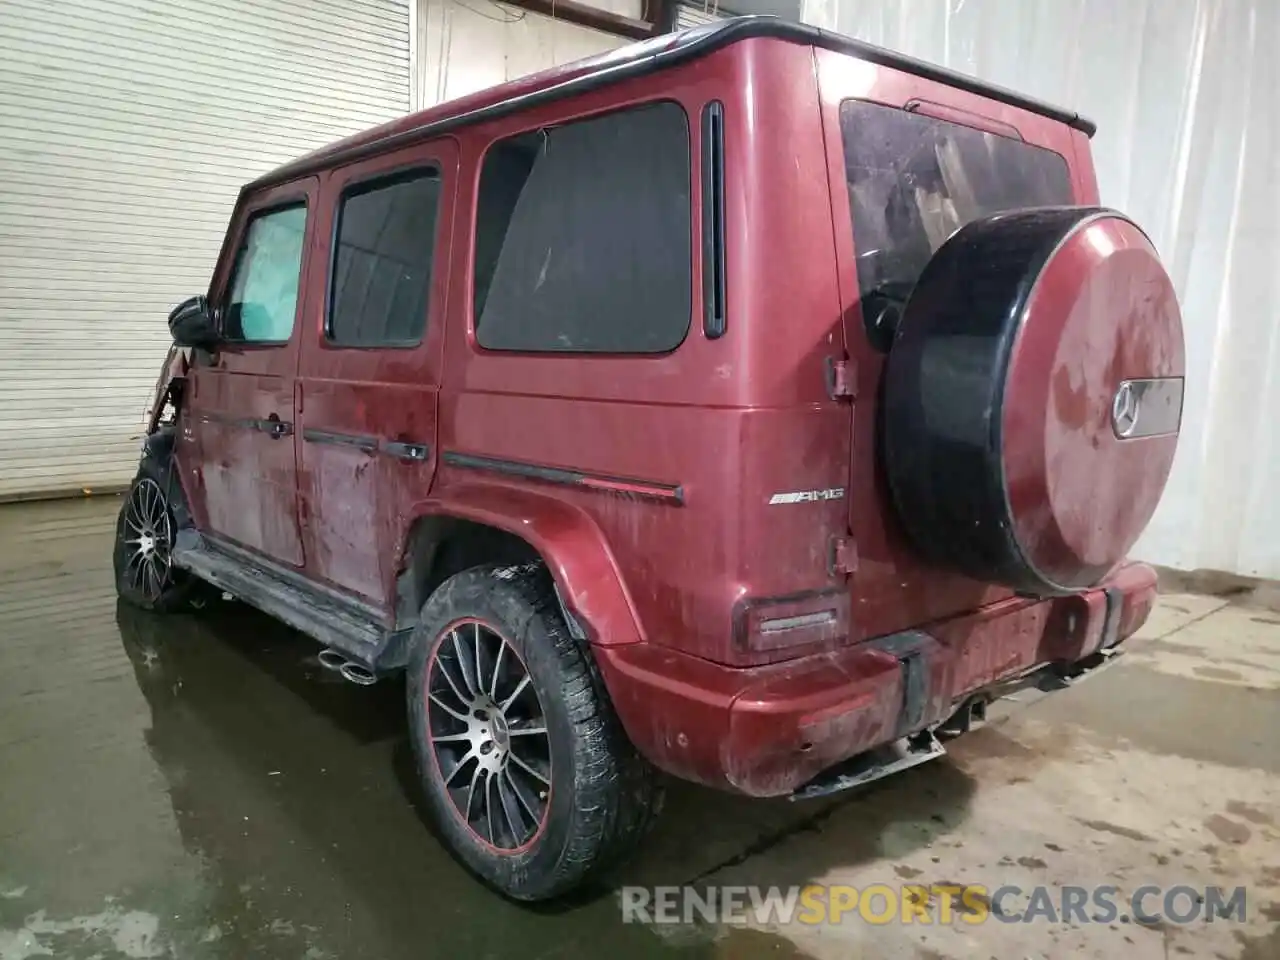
116;16;1183;899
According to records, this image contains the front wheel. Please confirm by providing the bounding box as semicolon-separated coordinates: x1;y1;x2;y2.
113;456;196;612
406;563;662;901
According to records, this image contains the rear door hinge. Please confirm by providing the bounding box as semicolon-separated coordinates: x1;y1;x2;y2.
828;535;858;576
825;357;856;399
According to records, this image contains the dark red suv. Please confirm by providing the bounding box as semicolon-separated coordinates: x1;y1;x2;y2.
117;17;1183;901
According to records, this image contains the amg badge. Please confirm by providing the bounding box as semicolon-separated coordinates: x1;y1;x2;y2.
768;488;845;505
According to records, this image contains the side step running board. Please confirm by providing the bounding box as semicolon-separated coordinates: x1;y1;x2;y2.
172;530;398;671
791;731;946;801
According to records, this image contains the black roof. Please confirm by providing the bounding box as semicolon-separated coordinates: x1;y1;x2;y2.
253;15;1094;190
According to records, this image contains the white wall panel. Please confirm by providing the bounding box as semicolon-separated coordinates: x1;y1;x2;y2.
802;0;1280;578
414;0;631;110
0;0;410;499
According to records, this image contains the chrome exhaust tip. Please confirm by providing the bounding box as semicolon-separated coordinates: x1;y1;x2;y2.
339;662;377;686
317;649;347;672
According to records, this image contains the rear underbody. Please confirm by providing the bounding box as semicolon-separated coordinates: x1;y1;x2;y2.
594;561;1157;797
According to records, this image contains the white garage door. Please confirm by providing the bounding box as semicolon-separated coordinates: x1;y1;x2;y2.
675;2;729;29
0;0;410;499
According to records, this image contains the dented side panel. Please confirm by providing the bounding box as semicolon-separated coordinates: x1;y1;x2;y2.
176;178;318;568
295;139;459;607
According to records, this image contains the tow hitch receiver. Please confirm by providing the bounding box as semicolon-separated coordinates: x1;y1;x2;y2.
791;730;945;801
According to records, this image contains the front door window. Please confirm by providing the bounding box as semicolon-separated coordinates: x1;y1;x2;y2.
225;203;307;342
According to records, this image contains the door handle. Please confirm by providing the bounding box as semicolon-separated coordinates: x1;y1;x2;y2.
383;440;429;462
263;414;293;439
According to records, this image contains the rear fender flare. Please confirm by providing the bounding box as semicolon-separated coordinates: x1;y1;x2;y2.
402;481;644;647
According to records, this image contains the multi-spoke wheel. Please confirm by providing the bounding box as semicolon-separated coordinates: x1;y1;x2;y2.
113;454;195;612
120;478;175;603
427;620;552;852
407;563;663;901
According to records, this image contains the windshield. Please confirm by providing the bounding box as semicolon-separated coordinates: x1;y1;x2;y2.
840;99;1073;349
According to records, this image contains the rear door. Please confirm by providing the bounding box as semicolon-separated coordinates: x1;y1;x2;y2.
180;180;316;567
296;141;456;604
815;49;1081;640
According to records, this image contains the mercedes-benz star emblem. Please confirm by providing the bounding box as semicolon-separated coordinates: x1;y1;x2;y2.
1112;381;1140;438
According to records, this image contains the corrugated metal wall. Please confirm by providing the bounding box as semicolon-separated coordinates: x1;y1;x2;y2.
0;0;411;499
800;0;1280;578
674;3;730;29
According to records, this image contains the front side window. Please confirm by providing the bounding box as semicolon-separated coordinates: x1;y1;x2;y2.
224;203;307;343
328;169;441;346
841;100;1072;348
474;101;692;354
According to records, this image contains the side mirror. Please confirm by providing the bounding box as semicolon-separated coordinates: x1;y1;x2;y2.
168;295;220;349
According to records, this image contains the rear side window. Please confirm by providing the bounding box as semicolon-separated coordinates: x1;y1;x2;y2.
840;100;1072;348
328;169;441;346
224;203;307;343
474;101;692;353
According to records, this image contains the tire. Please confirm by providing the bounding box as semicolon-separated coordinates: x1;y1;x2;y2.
113;444;199;612
406;562;662;901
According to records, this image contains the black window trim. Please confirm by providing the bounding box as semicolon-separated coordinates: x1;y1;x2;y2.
700;99;727;340
220;196;310;348
323;163;444;351
469;96;695;358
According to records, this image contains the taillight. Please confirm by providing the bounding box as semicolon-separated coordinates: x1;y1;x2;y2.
734;589;850;658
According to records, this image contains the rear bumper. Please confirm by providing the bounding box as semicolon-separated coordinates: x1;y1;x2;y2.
594;562;1157;797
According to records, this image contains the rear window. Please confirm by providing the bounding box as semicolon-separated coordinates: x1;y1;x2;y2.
473;101;692;354
841;100;1072;349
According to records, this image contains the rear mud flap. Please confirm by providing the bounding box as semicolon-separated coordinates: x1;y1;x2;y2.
790;631;946;800
791;730;945;801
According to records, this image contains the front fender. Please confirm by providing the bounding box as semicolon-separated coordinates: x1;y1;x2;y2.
146;345;190;434
405;481;644;647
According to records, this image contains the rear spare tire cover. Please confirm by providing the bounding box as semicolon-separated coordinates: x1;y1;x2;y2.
883;207;1184;594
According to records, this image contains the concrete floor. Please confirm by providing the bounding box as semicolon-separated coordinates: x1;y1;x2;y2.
0;497;1276;960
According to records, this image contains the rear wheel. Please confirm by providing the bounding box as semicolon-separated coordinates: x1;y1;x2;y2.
406;563;662;901
113;455;197;612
